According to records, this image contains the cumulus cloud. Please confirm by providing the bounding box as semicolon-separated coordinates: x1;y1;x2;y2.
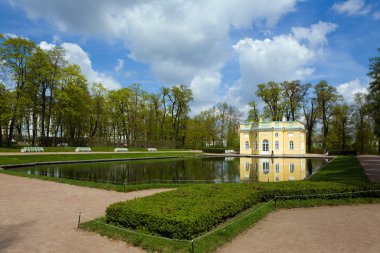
9;0;299;111
39;41;121;90
229;21;337;110
332;0;371;16
336;78;368;104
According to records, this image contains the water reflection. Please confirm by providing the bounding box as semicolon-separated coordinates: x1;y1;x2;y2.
14;157;328;184
239;158;327;182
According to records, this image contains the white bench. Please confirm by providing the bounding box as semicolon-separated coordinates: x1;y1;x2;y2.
225;149;235;154
21;147;44;153
147;148;157;152
114;148;129;152
75;147;92;152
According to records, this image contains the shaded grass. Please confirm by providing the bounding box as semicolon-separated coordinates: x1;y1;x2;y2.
309;156;368;185
81;197;380;253
0;152;201;166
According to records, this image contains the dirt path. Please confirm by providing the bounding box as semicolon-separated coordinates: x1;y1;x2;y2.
0;173;173;253
357;155;380;182
217;204;380;253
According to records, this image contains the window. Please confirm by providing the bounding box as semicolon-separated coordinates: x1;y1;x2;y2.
263;162;270;174
275;132;278;137
275;141;279;150
254;141;257;150
262;140;269;151
245;141;250;150
289;163;295;173
275;164;280;173
289;141;294;150
245;162;250;171
275;176;280;181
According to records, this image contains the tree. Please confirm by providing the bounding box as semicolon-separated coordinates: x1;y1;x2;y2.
327;104;352;151
367;48;380;154
0;36;36;145
256;81;283;121
314;80;339;152
302;96;319;153
281;80;311;121
247;101;259;122
352;92;375;153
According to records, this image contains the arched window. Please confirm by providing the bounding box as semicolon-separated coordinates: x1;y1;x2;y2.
289;141;294;150
245;141;250;150
275;163;280;173
262;161;270;174
275;141;279;150
289;163;295;173
262;140;269;151
245;162;250;171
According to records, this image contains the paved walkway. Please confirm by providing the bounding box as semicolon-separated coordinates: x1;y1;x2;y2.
357;155;380;182
0;173;173;253
217;204;380;253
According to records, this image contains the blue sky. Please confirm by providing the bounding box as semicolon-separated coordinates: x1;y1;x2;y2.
1;0;379;114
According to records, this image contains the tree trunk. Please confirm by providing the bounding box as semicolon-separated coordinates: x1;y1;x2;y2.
7;118;15;146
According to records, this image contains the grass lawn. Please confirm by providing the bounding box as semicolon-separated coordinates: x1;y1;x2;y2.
309;155;369;185
0;146;193;152
0;151;202;166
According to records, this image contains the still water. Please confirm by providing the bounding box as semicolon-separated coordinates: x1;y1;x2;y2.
12;157;329;184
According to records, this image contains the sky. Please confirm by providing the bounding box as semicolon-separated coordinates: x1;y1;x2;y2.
1;0;379;116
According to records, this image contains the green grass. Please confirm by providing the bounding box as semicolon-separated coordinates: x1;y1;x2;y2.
81;197;380;253
309;156;369;185
0;151;201;166
0;146;193;152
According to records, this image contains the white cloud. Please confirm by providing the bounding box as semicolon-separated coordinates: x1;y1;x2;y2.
229;21;336;110
189;71;222;113
336;78;368;104
114;59;124;73
332;0;371;16
292;21;337;48
39;41;121;90
373;12;380;20
10;0;299;110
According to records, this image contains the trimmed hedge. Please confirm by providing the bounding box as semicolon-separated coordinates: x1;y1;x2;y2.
202;148;226;153
105;182;371;240
329;150;357;155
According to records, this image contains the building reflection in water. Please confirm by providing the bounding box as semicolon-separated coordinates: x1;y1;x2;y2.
240;158;311;182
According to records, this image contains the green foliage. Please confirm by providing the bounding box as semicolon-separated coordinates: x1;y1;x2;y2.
105;180;366;240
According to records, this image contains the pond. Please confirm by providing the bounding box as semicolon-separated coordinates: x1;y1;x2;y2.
12;157;330;184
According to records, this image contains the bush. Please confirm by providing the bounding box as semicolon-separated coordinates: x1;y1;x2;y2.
202;148;226;153
105;182;369;240
328;150;357;155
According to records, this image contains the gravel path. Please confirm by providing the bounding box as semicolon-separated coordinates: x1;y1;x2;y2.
0;173;173;253
357;155;380;182
217;204;380;253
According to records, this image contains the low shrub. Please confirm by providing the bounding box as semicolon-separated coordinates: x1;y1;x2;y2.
105;181;372;240
328;150;357;155
202;148;226;153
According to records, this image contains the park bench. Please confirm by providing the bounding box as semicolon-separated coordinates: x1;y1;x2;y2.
225;149;235;154
75;147;92;152
21;147;44;153
114;148;129;152
147;148;157;152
